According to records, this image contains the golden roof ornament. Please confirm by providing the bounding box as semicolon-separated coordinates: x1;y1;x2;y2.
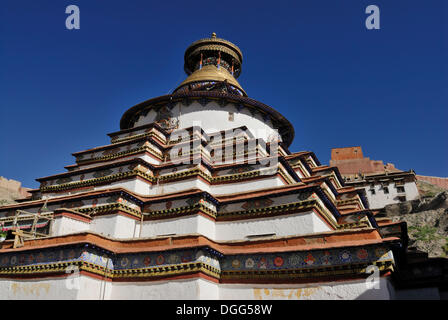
174;33;246;95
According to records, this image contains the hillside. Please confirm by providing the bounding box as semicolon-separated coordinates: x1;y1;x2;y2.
0;177;31;207
383;181;448;258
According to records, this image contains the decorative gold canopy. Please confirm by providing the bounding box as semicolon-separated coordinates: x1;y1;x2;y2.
174;33;246;96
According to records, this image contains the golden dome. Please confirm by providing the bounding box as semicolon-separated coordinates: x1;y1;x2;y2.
176;64;246;95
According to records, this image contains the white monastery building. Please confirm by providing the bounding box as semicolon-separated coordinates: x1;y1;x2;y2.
0;34;442;300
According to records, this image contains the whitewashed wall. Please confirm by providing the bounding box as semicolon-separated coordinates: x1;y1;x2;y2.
105;179;151;195
210;177;285;196
109;278;218;299
215;211;331;241
363;181;419;209
0;276;395;300
219;277;395;300
51;216;90;236
0;275;111;300
151;176;285;197
53;208;331;240
90;214;140;238
140;215;215;239
133;101;279;143
0;277;80;300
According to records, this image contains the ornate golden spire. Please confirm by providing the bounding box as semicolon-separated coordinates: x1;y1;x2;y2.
173;33;246;96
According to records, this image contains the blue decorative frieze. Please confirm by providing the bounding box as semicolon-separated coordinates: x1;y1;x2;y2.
220;246;393;272
113;248;220;271
0;246;84;268
0;244;393;276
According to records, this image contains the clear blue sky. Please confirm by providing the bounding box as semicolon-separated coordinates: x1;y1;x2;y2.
1;0;447;189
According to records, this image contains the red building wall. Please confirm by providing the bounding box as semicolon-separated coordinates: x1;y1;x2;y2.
331;146;364;161
330;147;399;175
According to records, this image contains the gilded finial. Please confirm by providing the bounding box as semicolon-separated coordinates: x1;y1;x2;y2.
211;32;217;39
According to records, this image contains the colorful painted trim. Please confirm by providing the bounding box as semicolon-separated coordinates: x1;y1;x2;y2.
76;145;163;165
111;131;166;145
0;243;394;283
40;170;156;192
76;203;141;219
144;203;217;220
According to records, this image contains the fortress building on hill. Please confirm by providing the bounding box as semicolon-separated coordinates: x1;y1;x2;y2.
330;147;419;210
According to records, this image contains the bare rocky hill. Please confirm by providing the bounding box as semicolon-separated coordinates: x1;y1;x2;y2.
0;177;31;206
382;181;448;258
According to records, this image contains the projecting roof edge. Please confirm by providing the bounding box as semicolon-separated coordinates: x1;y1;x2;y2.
0;229;397;256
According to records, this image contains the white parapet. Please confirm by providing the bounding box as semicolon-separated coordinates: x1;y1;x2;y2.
0;276;395;300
